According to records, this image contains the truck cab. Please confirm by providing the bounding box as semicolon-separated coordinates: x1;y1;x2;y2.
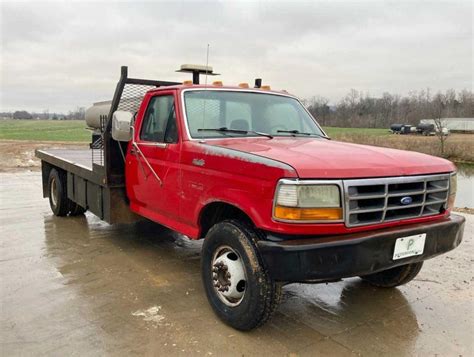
36;65;465;331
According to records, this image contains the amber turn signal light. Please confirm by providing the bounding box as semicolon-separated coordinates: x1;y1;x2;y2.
274;206;342;221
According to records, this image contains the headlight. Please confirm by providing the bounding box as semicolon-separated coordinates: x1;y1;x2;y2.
448;173;457;209
274;181;343;222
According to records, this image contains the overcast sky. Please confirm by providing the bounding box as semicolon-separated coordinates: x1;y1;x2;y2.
1;0;472;112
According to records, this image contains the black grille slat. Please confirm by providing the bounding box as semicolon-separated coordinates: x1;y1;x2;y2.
388;182;425;194
385;206;423;221
349;197;385;211
344;174;450;227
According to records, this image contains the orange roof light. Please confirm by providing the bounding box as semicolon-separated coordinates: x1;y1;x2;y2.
183;80;193;86
261;85;271;90
212;81;223;86
238;82;249;88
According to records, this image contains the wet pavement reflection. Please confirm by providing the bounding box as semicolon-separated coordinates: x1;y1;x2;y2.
1;172;473;356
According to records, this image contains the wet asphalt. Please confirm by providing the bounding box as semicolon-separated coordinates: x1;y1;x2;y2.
1;171;473;356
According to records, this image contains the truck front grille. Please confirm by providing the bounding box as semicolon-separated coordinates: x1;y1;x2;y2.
343;174;450;227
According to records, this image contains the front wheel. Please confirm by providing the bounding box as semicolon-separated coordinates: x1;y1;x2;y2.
360;262;423;288
201;220;281;331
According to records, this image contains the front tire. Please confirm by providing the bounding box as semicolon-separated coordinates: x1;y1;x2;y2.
201;220;281;331
360;262;423;288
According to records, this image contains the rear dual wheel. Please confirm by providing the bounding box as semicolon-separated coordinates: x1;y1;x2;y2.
48;168;85;217
201;220;281;331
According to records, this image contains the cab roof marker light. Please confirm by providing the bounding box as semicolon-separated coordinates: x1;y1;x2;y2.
261;85;271;90
213;81;223;86
238;83;249;88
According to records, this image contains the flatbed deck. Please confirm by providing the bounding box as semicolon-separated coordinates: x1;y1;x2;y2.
36;148;138;224
36;149;105;185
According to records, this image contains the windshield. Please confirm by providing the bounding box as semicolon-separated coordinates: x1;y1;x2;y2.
183;90;325;139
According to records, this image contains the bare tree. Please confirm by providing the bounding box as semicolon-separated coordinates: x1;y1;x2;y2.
431;92;448;156
13;110;33;119
305;88;472;129
307;96;330;126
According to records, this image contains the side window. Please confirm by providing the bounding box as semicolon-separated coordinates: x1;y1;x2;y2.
140;95;178;143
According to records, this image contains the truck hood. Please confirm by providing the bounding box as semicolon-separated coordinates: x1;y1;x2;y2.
206;137;455;178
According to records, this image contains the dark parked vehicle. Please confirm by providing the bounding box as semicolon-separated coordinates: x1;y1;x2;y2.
400;125;414;134
416;123;436;136
390;123;404;133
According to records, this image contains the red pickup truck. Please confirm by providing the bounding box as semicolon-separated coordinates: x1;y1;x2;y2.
36;65;465;330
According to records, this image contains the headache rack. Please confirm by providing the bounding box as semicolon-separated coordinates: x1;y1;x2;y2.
343;174;451;227
101;66;179;186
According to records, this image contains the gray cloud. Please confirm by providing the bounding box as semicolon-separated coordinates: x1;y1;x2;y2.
1;0;472;112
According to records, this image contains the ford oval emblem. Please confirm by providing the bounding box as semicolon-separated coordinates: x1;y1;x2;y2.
400;196;413;205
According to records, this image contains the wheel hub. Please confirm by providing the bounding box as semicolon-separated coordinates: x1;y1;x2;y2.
213;261;232;292
211;247;247;306
50;177;58;207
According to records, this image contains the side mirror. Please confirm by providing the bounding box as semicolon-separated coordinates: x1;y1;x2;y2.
112;111;133;141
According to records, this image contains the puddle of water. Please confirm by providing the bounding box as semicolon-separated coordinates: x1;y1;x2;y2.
455;163;474;208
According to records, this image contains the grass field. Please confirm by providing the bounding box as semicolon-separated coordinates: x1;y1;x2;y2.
322;127;390;137
0;120;391;142
0;119;90;142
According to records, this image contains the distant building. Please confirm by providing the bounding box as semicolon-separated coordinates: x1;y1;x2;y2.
420;118;474;133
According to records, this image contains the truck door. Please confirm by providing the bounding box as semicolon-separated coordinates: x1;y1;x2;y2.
125;91;181;221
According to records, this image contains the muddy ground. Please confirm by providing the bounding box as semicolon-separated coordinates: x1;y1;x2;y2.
0;140;87;172
1;171;473;356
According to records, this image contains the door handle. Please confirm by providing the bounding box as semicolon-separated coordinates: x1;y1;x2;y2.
130;148;136;155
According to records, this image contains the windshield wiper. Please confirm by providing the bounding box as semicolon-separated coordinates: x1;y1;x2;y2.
198;127;273;139
276;129;329;139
